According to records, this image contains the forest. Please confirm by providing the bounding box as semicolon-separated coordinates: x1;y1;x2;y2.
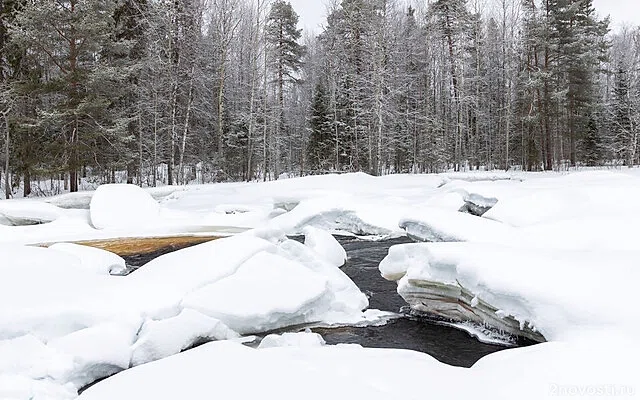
0;0;638;196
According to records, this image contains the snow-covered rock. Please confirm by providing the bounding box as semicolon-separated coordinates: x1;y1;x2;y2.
381;242;640;342
48;243;127;275
89;184;160;230
0;335;74;381
131;309;238;367
0;374;77;400
47;322;137;387
0;244;119;341
399;208;511;243
276;239;368;315
303;226;347;267
481;171;640;227
0;200;62;226
258;331;326;349
181;250;331;334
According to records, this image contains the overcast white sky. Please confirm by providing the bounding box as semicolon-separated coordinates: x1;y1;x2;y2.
289;0;640;34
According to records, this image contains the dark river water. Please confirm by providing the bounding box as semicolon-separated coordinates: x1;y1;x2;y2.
310;236;509;367
123;235;513;368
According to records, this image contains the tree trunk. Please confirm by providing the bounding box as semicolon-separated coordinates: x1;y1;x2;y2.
153;91;158;187
179;66;195;185
247;56;256;180
23;170;31;197
138;103;143;187
169;81;177;186
69;123;78;193
3;111;9;199
217;53;227;159
262;37;269;182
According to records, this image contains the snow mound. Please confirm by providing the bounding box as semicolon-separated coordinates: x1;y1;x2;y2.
0;244;118;341
276;239;368;315
381;242;640;341
47;322;137;388
303;226;347;267
482;171;640;227
379;243;432;281
89;184;160;230
77;340;450;400
0;231;373;399
0;200;62;226
80;337;638;400
0;374;76;400
181;250;331;334
258;331;326;349
48;243;127;275
131;309;238;367
0;335;74;381
399;208;511;243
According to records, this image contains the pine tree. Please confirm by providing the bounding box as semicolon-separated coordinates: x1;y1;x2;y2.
266;0;305;177
11;0;121;192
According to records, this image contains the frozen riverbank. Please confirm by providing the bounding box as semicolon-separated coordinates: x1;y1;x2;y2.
1;170;639;399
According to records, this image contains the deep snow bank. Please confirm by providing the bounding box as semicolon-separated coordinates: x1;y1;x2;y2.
0;229;369;400
381;242;640;341
78;335;638;400
384;170;640;342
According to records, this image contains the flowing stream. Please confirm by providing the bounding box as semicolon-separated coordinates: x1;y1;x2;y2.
309;236;511;368
123;235;520;368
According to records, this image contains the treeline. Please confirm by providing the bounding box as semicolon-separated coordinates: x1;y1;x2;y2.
0;0;638;196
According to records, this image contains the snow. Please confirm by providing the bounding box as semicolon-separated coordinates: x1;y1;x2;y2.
2;170;640;399
48;243;127;275
0;335;74;381
258;331;326;349
275;239;368;315
0;199;62;225
0;227;369;398
303;225;347;266
399;207;511;243
481;171;640;227
89;184;161;230
47;322;137;388
181;250;331;334
384;242;640;340
0;374;76;400
77;336;639;400
78;340;456;400
130;309;238;367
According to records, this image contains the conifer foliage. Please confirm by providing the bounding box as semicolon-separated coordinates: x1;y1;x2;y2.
1;0;639;196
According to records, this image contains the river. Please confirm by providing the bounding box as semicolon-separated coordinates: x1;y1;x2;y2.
123;235;519;368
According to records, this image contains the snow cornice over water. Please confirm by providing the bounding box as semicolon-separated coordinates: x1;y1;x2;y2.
0;170;639;400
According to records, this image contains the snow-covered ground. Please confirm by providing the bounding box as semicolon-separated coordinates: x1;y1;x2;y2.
1;170;639;399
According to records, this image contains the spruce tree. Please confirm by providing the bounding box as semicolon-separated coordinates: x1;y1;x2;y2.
611;65;635;166
307;81;333;172
551;0;609;165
